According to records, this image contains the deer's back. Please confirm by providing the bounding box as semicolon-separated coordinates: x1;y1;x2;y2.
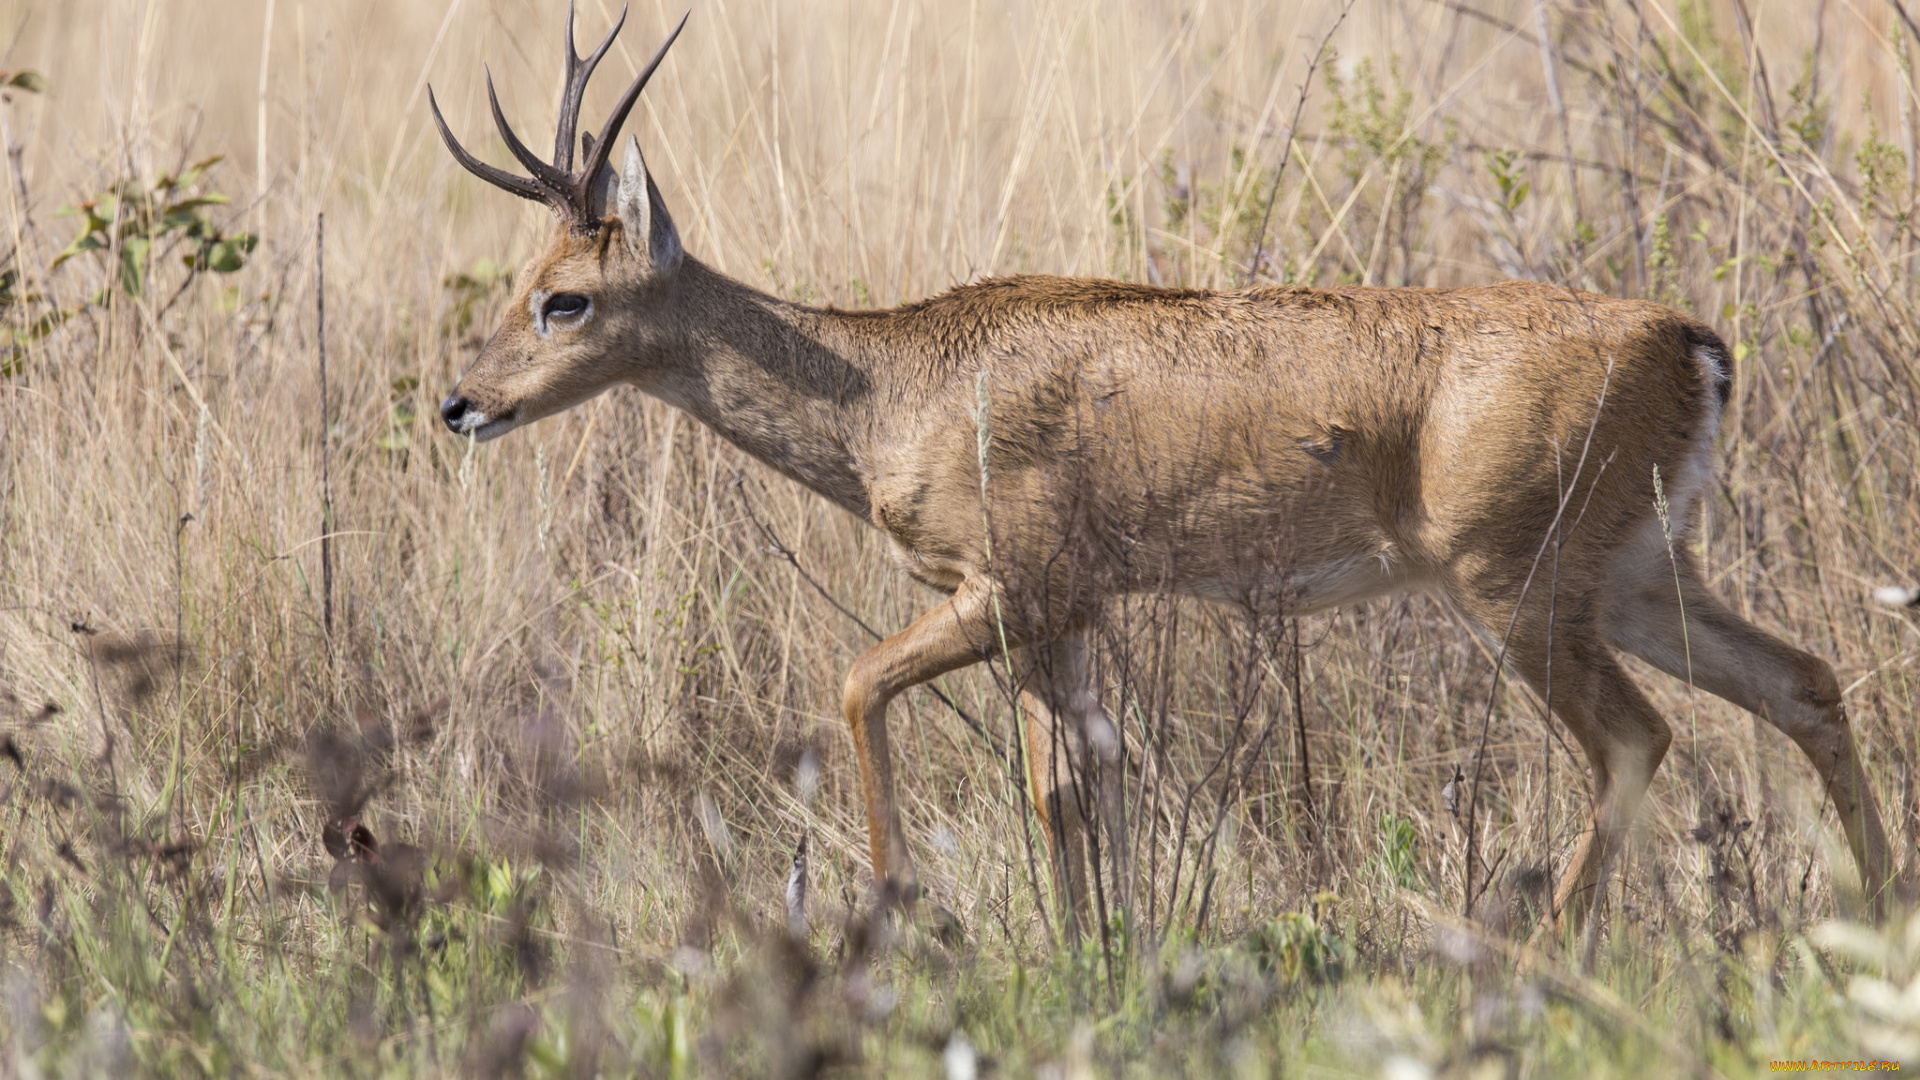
862;278;1726;606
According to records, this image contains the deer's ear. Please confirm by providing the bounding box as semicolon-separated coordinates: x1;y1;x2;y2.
615;135;683;275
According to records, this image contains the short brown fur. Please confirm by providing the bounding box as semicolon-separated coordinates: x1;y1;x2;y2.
437;15;1896;932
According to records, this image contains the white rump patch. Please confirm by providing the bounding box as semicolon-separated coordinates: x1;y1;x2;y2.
1692;340;1729;394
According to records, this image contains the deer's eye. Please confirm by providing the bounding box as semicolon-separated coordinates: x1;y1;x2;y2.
544;293;590;319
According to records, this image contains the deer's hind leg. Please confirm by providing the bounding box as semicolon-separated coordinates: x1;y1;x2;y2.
1017;633;1128;940
1449;577;1674;929
1603;555;1897;908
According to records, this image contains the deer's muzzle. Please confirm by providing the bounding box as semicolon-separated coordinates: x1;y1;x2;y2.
440;395;515;441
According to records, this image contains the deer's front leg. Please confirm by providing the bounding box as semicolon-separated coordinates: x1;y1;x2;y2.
843;577;1008;897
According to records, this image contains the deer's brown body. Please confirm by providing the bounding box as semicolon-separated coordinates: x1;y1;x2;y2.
431;8;1896;930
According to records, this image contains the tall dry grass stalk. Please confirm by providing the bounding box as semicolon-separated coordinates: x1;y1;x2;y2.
1;0;1919;1073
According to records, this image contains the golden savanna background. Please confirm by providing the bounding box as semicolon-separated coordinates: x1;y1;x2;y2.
3;0;1920;1074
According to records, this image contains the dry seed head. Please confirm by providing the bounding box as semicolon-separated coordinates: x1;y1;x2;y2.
1873;585;1920;608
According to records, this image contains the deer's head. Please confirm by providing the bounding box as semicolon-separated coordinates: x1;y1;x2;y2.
432;5;688;442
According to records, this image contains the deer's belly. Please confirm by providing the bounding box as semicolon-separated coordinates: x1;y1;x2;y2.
1177;546;1423;615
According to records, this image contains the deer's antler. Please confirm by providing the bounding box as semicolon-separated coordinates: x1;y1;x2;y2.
428;4;688;234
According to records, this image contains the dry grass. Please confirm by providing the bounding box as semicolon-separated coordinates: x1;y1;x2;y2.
3;0;1920;1075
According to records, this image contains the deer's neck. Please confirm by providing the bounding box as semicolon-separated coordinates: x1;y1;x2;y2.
647;261;891;518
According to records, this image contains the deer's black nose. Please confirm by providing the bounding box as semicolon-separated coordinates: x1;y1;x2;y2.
440;395;472;432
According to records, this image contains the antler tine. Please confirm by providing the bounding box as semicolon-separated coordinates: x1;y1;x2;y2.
432;8;685;230
553;2;629;174
484;66;575;202
574;10;689;205
553;1;582;171
428;85;548;204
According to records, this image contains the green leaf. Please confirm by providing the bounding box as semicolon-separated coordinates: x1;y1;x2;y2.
119;236;152;296
176;155;225;189
25;308;71;340
203;240;247;273
0;305;72;378
199;232;255;274
48;155;257;298
51;232;106;270
158;210;203;236
3;70;46;94
165;195;230;214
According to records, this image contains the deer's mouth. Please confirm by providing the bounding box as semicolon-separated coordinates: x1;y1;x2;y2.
470;414;519;442
440;395;519;442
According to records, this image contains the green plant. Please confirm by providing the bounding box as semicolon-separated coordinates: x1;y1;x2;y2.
1318;55;1452;286
0;68;45;94
1487;147;1529;219
52;155;256;305
0;264;71;377
1248;896;1346;986
1325;57;1449;186
1374;813;1423;890
0;69;63;375
1647;211;1686;308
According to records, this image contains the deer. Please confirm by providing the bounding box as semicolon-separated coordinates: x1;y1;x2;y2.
429;5;1898;932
